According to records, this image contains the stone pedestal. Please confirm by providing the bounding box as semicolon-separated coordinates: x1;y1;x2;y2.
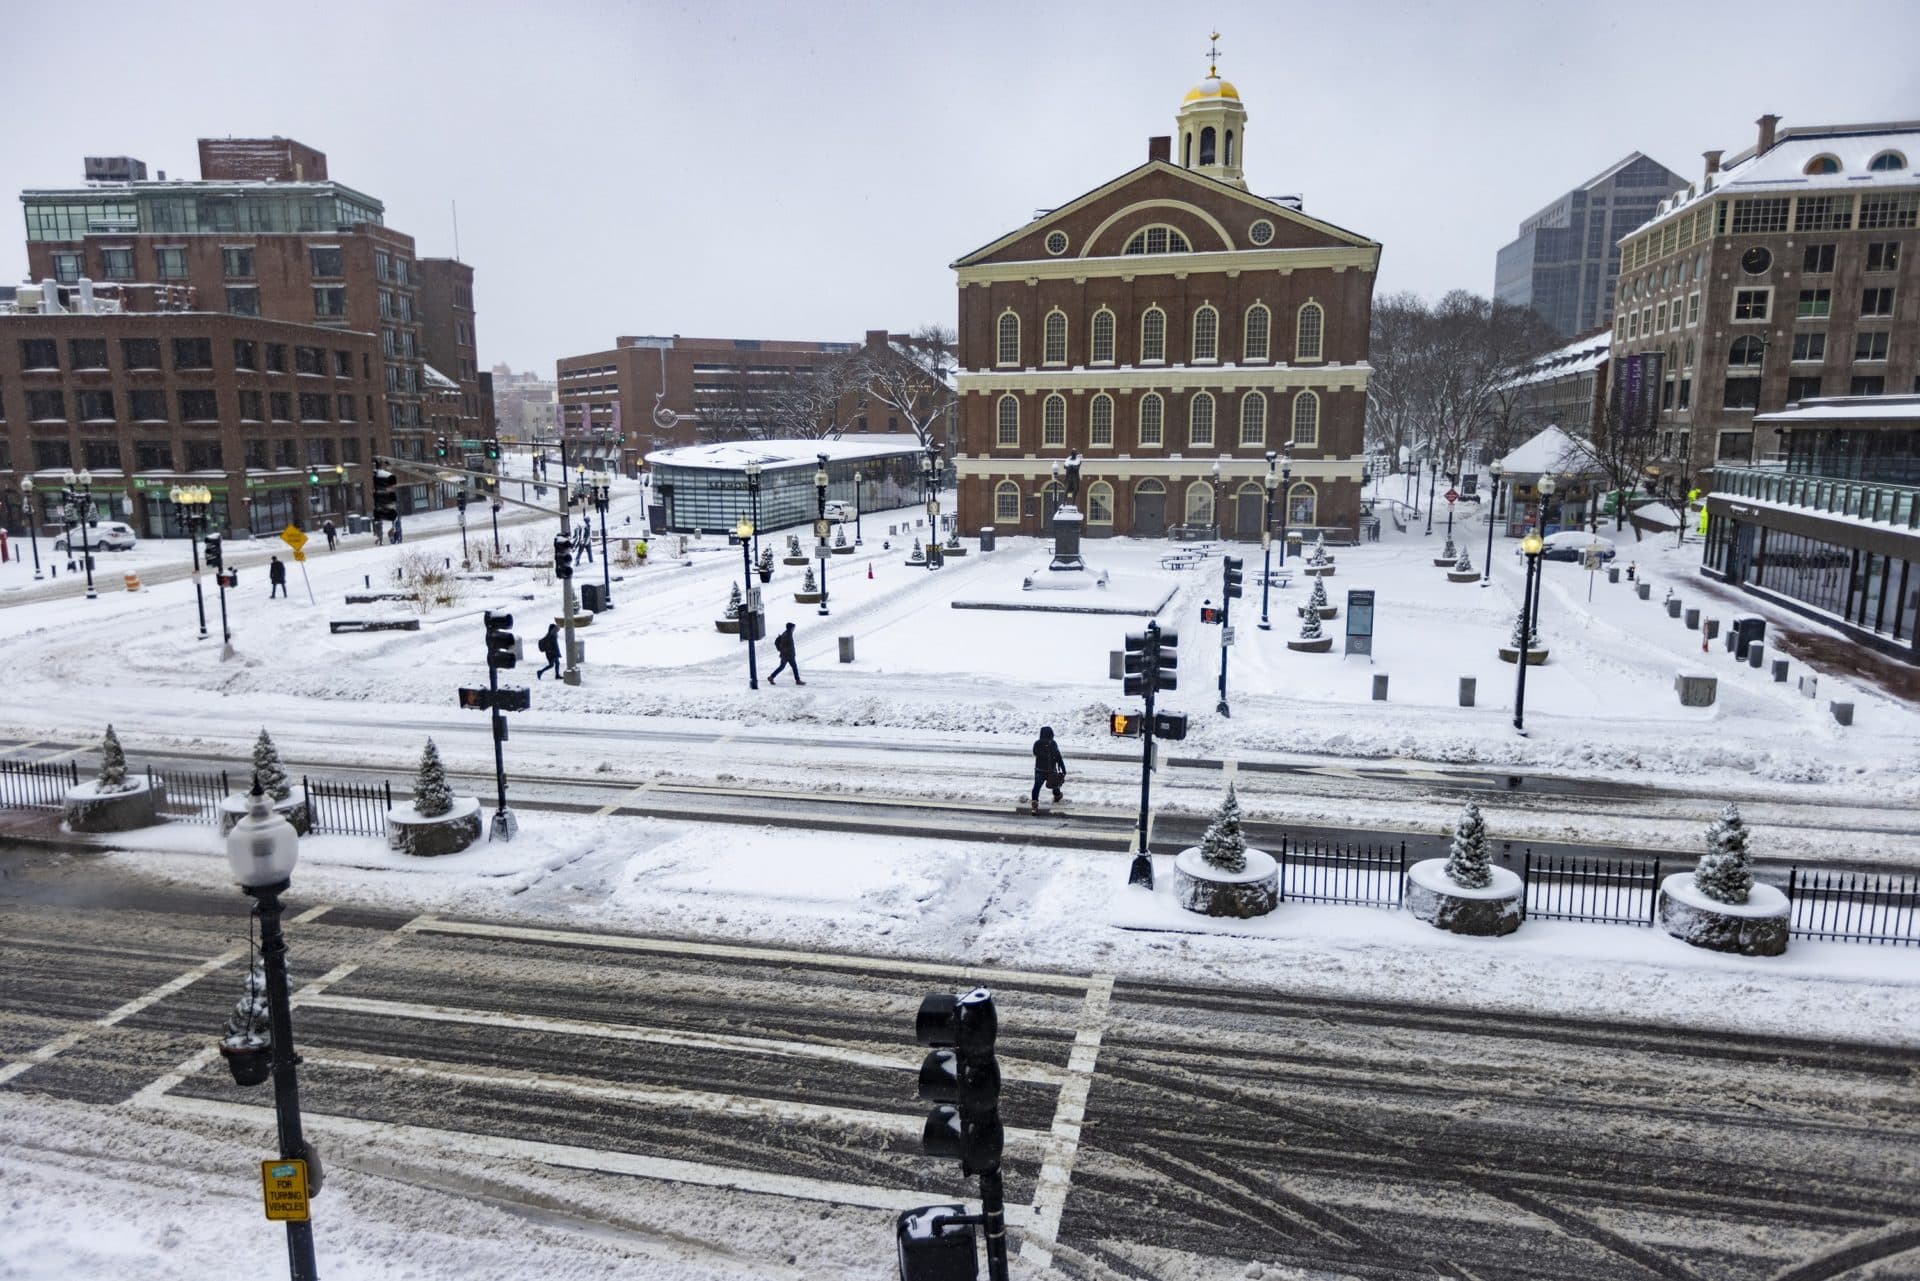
1049;504;1086;572
65;779;166;833
218;788;310;837
1657;873;1789;956
1498;646;1550;665
388;795;483;857
1174;846;1278;918
1405;858;1524;936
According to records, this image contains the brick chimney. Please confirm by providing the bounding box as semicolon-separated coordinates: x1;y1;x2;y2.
1148;135;1171;163
1755;114;1780;155
1702;149;1723;190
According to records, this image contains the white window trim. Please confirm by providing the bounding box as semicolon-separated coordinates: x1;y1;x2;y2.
1188;391;1216;449
1294;299;1325;364
1140;306;1168;366
996;311;1021;368
1086;480;1115;524
995;393;1020;448
1239;391;1267;448
1042;310;1069;368
993;481;1023;523
1041;392;1068;449
1244;303;1272;364
1087;393;1116;450
1291;390;1320;449
1191;305;1220;365
1137;392;1165;449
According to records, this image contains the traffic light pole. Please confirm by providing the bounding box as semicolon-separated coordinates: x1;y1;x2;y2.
1130;621;1159;888
979;1169;1009;1281
1216;563;1233;719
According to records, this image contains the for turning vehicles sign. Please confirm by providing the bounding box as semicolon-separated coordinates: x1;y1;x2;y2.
260;1159;310;1221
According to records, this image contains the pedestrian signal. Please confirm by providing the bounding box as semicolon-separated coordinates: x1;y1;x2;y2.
1200;605;1223;625
1109;711;1142;737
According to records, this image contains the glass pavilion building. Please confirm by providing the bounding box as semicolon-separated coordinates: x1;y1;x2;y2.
644;439;932;535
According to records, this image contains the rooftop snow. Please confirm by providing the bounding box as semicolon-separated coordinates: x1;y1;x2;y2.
422;363;460;390
1502;331;1610;389
645;438;929;470
1755;395;1920;426
1496;424;1602;476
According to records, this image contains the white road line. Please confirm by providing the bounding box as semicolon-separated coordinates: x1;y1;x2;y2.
0;942;248;1088
149;1092;1022;1216
303;1046;1048;1148
1020;971;1116;1270
592;779;658;818
28;744;88;765
413;917;1098;992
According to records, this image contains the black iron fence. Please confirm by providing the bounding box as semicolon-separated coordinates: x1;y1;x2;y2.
1786;869;1920;946
0;758;78;810
1523;850;1662;927
148;767;232;825
1276;836;1406;909
304;774;393;837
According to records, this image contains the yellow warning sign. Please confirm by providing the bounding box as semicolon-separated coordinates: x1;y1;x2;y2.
280;525;309;552
260;1159;310;1222
292;549;307;562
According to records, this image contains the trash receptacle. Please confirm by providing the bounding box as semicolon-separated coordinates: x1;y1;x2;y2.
838;635;855;663
1733;616;1767;660
1458;676;1476;707
978;526;996;552
579;582;604;612
346;514;371;535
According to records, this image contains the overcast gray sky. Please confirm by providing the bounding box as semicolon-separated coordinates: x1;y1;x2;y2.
4;0;1915;374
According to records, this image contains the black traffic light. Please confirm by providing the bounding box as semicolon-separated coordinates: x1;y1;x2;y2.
484;610;516;670
552;534;573;580
1122;629;1155;698
915;989;1002;1176
1153;711;1190;741
435;435;449;459
1155;628;1179;691
457;492;470;514
372;468;399;521
203;534;223;570
485;438;500;461
1223;556;1244;599
895;1205;977;1281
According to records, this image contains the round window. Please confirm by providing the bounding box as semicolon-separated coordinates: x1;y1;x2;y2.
1741;246;1773;275
1044;230;1069;256
1249;219;1275;246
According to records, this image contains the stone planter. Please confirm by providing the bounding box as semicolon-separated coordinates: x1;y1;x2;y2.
1446;570;1481;583
757;569;774;584
715;618;741;634
1173;846;1279;918
1405;858;1524;937
831;545;855;555
1302;564;1336;577
65;778;165;833
1498;646;1550;665
1286;636;1334;653
1657;873;1789;957
783;556;809;566
1299;605;1338;620
218;787;311;837
793;591;823;604
1432;556;1457;567
942;545;968;557
387;795;483;857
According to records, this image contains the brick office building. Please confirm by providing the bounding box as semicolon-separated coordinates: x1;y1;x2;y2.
17;137;458;514
0;302;380;537
417;257;492;442
1611;116;1918;488
951;58;1380;540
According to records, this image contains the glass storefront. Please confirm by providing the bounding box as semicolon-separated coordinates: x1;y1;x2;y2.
654;448;926;534
1784;425;1920;483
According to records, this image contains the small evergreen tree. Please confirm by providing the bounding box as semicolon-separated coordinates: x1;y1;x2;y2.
724;582;743;618
1308;540;1330;568
1299;608;1323;640
803;565;817;592
1454;546;1474;573
1693;803;1753;904
1302;576;1329;616
1444;800;1491;889
911;537;923;556
1200;784;1248;874
786;533;801;557
834;526;848;547
250;729;291;802
1441;537;1457;561
97;724;131;792
1509;606;1540;651
413;738;453;818
758;545;774;574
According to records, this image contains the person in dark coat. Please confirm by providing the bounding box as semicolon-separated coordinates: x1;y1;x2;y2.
536;623;561;679
322;519;337;550
1030;726;1066;814
268;555;287;599
768;621;804;685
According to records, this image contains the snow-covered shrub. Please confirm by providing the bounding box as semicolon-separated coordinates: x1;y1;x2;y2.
1454;547;1474;573
1301;576;1329;616
1441;538;1457;561
834;526;848;547
222;962;272;1050
1693;803;1753;905
251;729;292;802
413;739;453;819
802;565;817;592
1200;785;1248;874
758;545;774;574
395;551;463;612
1444;801;1491;889
724;582;742;618
1299;608;1323;640
97;725;134;793
1509;607;1540;651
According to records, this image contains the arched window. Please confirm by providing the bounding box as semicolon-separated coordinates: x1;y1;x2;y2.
1729;336;1765;368
995;393;1020;446
1286;482;1317;526
1224;130;1235;167
1089;393;1114;447
1291;391;1319;448
1192;305;1219;362
1239;391;1266;447
1188;391;1215;447
1136;478;1166;496
1199;126;1217;166
1296;301;1325;361
1090;309;1116;364
1244;304;1271;361
1185;481;1214;527
1868;151;1907;172
1124;226;1191;255
1804;154;1841;175
994;481;1022;522
1140;307;1167;362
1086;481;1115;524
1043;311;1067;366
996;312;1020;367
1042;393;1067;447
1139;392;1164;446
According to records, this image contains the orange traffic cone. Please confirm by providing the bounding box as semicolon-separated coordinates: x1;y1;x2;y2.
867;561;873;579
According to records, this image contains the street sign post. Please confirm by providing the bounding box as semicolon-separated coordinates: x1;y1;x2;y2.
278;525;315;602
260;1159;310;1222
1345;589;1375;658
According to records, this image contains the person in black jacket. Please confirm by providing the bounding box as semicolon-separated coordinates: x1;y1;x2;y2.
1030;726;1065;814
768;622;804;685
268;555;287;599
536;623;561;679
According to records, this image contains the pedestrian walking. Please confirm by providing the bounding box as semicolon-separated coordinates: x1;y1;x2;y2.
767;621;804;685
268;555;288;599
1029;725;1066;815
535;623;562;678
389;518;404;545
322;519;337;551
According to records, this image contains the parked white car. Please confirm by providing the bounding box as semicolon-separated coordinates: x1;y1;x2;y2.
823;500;855;523
1539;531;1616;562
53;521;138;552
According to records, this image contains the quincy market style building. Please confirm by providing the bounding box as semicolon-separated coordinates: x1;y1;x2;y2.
951;58;1379;542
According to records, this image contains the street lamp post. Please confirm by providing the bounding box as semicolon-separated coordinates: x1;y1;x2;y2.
1482;460;1503;586
591;478;612;610
814;454;831;616
852;467;863;546
225;789;320;1281
736;517;759;690
1532;474;1555;626
19;478;42;580
171;484;211;639
62;469;97;599
744;461;762;568
1258;450;1279;629
1513;531;1544;735
1210;459;1221;539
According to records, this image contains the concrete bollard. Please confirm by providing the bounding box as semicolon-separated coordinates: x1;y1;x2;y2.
1372;674;1389;701
1666;598;1683;618
1110;650;1124;680
1636;582;1651;600
1799;674;1819;699
838;636;855;663
1674;674;1718;707
1703;618;1720;641
1830;701;1854;726
1459;676;1476;707
1684;607;1700;629
1772;659;1789;682
1748;644;1764;669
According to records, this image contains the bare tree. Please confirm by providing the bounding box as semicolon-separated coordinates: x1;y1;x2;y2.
858;324;957;448
764;355;864;440
1364;293;1426;466
692;363;760;443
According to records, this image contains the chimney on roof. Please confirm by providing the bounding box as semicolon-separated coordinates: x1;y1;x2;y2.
865;329;889;349
1148;136;1171;163
1702;149;1723;191
1756;114;1780;155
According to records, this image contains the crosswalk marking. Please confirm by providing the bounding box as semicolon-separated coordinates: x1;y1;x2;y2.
1020;972;1116;1268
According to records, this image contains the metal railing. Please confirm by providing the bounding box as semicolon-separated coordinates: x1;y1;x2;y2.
1523;850;1662;927
1786;869;1919;946
149;767;231;825
0;758;79;809
1276;836;1406;909
303;774;393;837
1715;465;1920;528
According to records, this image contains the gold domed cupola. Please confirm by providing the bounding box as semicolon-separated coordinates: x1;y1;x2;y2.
1176;32;1249;189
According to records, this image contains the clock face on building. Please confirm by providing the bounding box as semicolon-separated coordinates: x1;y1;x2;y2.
1741;246;1773;275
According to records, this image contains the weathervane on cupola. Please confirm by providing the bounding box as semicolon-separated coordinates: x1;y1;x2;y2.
1178;29;1249;189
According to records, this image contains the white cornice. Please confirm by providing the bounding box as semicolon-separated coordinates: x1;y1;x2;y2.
955;455;1364;480
956;363;1371;394
956;242;1378;286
